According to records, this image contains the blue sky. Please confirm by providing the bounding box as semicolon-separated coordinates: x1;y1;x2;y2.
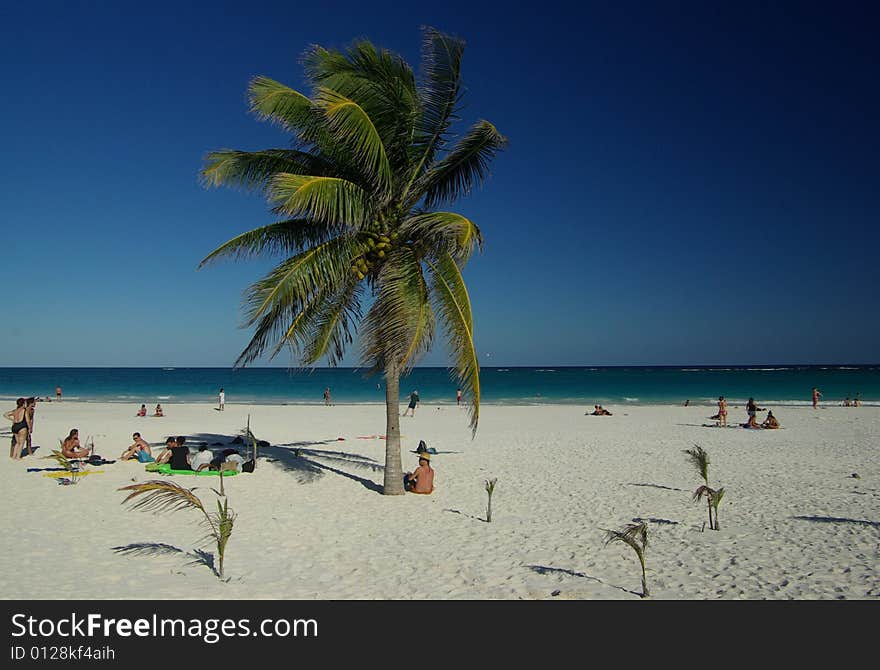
1;0;877;366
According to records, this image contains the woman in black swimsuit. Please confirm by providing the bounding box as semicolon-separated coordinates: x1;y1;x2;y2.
4;398;31;460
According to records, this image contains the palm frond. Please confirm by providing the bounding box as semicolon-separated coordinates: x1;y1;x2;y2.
603;521;649;552
692;484;714;503
198;218;331;268
315;88;392;193
301;279;364;366
242;236;357;325
305;42;418;170
418;120;508;207
684;444;710;484
360;246;435;373
248;76;316;134
200;149;332;192
233;236;361;366
268;174;369;227
407;26;466;188
118;480;207;516
401;211;483;261
425;252;479;434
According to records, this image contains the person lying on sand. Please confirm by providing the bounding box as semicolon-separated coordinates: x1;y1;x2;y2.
761;410;780;429
121;432;153;461
61;429;91;460
405;452;434;494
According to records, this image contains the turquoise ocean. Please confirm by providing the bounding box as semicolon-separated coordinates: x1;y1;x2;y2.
0;366;878;406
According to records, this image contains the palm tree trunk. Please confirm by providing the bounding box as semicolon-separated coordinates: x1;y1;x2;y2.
382;360;405;495
639;556;649;598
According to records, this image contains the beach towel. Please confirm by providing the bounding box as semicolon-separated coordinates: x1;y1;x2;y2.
146;463;239;477
42;470;104;478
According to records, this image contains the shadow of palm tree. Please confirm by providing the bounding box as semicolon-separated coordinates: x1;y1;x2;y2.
626;483;684;492
259;445;384;493
526;565;640;597
792;515;880;528
111;542;218;576
443;508;487;523
632;516;679;525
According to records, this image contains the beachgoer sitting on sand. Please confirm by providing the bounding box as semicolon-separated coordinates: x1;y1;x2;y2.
214;448;246;472
154;436;177;465
405;452;434;494
189;446;213;472
743;397;764;428
136;404;147;417
121;432;153;461
61;428;91;460
153;404;164;417
844;397;851;407
854;394;861;407
589;405;612;416
761;410;780;429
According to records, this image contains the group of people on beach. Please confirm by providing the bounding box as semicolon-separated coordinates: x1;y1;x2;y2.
136;404;164;417
587;405;613;416
710;396;779;429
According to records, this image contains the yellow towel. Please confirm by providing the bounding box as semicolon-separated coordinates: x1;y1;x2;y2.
42;470;104;479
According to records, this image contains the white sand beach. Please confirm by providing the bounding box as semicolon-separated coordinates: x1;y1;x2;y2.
1;401;878;600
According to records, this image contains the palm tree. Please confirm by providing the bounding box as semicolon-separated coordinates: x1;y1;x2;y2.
684;444;714;530
603;521;649;598
119;479;236;579
199;27;506;495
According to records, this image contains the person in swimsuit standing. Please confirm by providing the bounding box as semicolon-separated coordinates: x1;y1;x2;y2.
25;397;36;456
717;396;728;427
812;387;822;409
4;398;31;460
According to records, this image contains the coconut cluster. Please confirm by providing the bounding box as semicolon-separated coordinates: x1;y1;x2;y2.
351;230;399;280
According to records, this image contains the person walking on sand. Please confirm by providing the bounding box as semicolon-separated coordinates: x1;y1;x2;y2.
5;398;31;460
405;452;434;494
403;390;420;417
55;386;62;400
218;388;225;411
323;387;332;406
812;387;822;409
456;388;462;406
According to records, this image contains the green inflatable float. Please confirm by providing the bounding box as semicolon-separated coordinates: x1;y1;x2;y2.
145;463;239;477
